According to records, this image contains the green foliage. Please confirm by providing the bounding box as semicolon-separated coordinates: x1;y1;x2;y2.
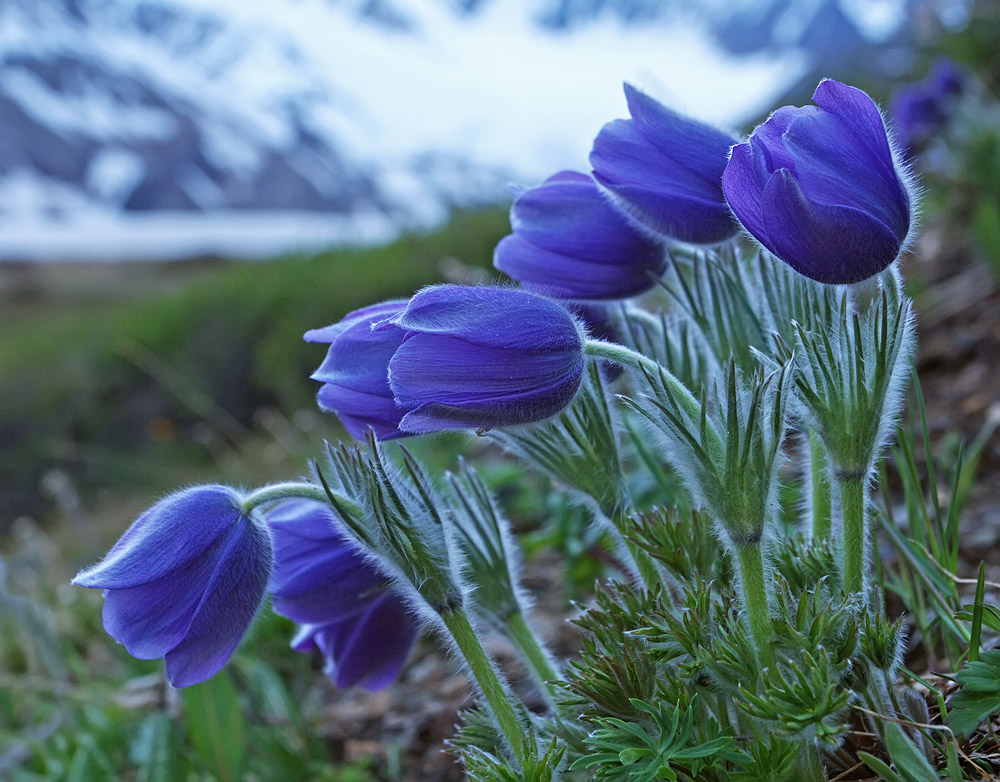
877;373;989;664
9;196;999;782
446;460;524;628
623;356;792;544
320;437;460;613
661;248;767;372
492;362;626;518
859;723;940;782
946;649;1000;736
772;278;915;478
182;672;247;782
0;531;375;781
569;697;739;781
737;650;852;744
564;583;664;719
624;506;727;585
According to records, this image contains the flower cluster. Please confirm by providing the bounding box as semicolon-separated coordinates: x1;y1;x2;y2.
73;75;938;782
307;284;587;439
74;488;418;690
304;78;914;445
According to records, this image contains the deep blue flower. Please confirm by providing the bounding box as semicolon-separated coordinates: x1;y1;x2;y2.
266;499;418;690
890;59;966;155
723;79;912;285
383;285;586;433
493;171;665;300
72;486;272;688
306;299;410;441
590;83;739;244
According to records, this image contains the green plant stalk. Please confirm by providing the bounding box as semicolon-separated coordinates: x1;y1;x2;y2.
441;607;531;767
808;431;832;544
584;339;701;420
840;476;868;598
242;482;337;512
795;740;827;782
504;611;563;714
733;540;775;670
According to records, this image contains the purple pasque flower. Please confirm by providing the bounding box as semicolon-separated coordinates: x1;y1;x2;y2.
266;499;418;690
72;485;272;688
590;83;739;244
383;285;586;433
890;58;966;155
306;299;410;441
493;171;665;300
723;79;913;285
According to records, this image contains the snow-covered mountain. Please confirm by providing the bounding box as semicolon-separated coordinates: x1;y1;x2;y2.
0;0;914;261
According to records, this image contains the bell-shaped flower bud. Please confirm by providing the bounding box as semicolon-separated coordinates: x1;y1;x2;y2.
305;299;411;441
266;499;418;690
494;171;665;300
590;83;740;244
723;79;914;284
72;486;272;688
383;285;586;433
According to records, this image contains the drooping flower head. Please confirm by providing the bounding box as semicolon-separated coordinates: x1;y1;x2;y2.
266;499;418;690
72;486;272;688
494;171;665;300
590;83;740;244
382;285;586;433
306;299;410;441
723;79;913;285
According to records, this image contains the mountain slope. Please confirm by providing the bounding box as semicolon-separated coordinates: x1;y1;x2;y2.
0;0;902;260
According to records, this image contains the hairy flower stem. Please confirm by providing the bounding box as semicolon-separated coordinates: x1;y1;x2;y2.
584;339;701;420
441;607;531;767
504;611;563;714
242;482;339;512
734;541;775;670
795;742;827;782
839;476;868;598
807;431;832;543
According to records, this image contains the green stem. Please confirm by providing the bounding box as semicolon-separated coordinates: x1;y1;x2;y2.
441;608;531;767
734;541;775;670
807;431;832;544
584;339;701;420
504;611;563;714
839;476;868;598
794;742;827;782
242;482;335;512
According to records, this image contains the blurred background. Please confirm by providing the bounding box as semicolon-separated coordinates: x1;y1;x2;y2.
2;0;999;779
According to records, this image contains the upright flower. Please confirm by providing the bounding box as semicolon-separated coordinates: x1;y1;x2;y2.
266;499;418;690
590;83;739;244
723;79;913;285
493;171;665;300
306;299;410;441
72;486;272;688
383;285;586;433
